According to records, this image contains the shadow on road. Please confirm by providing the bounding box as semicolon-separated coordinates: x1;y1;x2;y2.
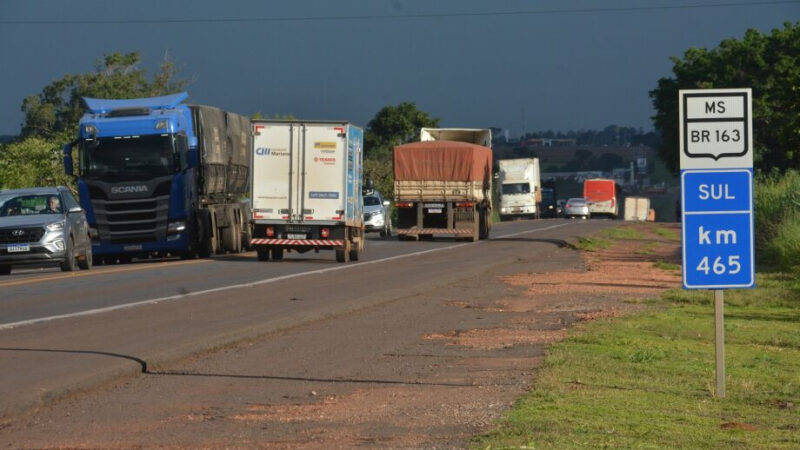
0;347;474;388
489;237;575;248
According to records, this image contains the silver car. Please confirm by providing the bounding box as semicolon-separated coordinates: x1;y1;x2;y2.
564;197;590;219
0;186;92;275
363;191;392;237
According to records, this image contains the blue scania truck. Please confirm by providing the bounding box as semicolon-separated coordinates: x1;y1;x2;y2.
62;92;251;263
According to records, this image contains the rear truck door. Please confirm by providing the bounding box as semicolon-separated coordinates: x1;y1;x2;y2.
252;123;296;221
301;124;347;222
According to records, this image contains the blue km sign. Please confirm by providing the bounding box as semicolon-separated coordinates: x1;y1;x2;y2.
681;170;755;289
680;88;754;290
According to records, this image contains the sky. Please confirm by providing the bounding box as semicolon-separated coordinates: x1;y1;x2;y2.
0;0;797;137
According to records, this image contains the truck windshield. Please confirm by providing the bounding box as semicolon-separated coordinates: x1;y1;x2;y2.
79;134;179;181
502;183;530;195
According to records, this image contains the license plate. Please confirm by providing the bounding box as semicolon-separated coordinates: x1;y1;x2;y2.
7;243;30;253
513;208;522;213
287;233;307;240
427;208;442;213
124;245;143;251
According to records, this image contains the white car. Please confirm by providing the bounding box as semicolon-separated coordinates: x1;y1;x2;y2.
564;198;590;219
363;191;392;237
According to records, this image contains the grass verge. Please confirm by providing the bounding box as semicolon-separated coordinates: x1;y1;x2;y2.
476;272;800;449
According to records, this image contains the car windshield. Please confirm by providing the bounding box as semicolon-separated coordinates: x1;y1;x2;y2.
502;183;530;195
0;194;61;217
363;196;381;206
79;134;179;181
567;198;586;205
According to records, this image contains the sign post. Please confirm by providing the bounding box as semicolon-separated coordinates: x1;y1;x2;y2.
679;88;755;398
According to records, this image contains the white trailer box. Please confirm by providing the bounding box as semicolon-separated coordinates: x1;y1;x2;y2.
250;120;364;262
498;158;542;220
420;128;492;148
624;197;651;221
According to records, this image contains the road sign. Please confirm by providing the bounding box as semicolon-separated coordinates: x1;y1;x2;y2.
680;88;754;290
681;170;754;289
679;88;755;399
680;88;753;170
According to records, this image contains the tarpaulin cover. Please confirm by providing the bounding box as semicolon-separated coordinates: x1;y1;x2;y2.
393;141;493;182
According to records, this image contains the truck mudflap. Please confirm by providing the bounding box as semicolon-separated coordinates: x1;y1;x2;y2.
397;228;474;236
250;238;344;247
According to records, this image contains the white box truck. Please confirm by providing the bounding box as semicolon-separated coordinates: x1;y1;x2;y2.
498;158;542;220
624;197;651;221
250;120;364;262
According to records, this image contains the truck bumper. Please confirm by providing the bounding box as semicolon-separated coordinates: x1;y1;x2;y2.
91;233;190;256
250;238;343;247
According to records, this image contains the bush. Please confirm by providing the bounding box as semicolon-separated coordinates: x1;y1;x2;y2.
755;170;800;270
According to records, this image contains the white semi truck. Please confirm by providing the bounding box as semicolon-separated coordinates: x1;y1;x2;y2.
498;158;542;220
249;120;365;262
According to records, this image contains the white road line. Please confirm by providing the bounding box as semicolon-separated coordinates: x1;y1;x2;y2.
0;221;579;331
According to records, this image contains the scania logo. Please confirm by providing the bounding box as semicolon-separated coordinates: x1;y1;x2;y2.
111;185;149;194
11;230;26;236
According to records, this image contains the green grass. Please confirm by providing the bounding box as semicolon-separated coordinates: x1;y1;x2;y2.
575;236;612;252
755;170;800;270
600;226;645;240
654;226;680;241
476;272;800;449
653;260;681;271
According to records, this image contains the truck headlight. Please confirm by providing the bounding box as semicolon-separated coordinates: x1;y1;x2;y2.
46;221;66;231
167;221;186;234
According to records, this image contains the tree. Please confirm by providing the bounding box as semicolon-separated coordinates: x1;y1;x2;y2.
0;134;75;190
364;102;439;157
650;22;800;173
21;51;189;139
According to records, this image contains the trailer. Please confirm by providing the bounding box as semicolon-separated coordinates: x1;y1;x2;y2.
249;120;364;262
393;140;492;241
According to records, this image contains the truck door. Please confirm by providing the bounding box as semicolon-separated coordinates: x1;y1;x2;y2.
252;123;298;221
301;124;347;221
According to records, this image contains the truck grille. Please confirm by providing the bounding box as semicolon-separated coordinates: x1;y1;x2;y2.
0;227;45;244
89;181;171;245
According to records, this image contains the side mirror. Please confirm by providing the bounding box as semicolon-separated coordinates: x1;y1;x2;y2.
187;136;199;168
68;206;83;214
63;143;74;175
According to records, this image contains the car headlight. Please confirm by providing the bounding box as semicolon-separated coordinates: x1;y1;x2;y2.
46;221;66;231
167;220;186;234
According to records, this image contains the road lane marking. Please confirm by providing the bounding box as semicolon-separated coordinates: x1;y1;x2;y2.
0;258;210;288
0;221;581;330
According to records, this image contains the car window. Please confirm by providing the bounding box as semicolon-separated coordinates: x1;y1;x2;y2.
62;192;79;211
568;198;586;205
363;196;381;206
0;194;58;216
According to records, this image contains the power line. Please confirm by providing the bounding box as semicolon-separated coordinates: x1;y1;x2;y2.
1;1;798;25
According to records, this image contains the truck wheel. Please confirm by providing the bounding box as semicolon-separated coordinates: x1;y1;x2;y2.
0;265;11;275
479;208;490;240
271;248;284;260
257;248;270;261
336;240;350;263
349;239;360;261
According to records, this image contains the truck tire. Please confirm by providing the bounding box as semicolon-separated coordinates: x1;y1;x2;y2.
257;248;270;261
336;240;350;263
271;248;284;260
479;208;490;240
0;265;11;275
349;237;360;261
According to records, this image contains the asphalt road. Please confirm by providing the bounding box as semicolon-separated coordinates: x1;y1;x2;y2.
0;218;613;420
